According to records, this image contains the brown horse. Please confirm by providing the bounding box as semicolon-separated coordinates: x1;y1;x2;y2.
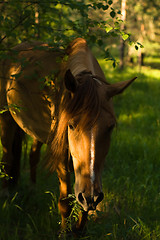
0;116;42;191
0;38;136;232
0;41;61;190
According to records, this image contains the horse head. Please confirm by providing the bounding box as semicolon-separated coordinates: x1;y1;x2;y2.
63;69;136;212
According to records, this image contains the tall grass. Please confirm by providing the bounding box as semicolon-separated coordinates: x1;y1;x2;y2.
0;57;160;239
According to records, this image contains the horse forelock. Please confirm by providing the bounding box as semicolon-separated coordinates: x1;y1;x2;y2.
65;73;101;129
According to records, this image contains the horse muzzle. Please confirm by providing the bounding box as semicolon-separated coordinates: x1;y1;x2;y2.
77;192;104;212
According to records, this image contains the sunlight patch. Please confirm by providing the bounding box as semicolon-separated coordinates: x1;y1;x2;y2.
119;112;144;124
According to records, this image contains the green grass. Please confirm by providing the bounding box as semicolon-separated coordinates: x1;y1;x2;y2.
99;59;160;239
1;58;160;239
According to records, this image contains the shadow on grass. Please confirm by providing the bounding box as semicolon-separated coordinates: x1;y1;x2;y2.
0;167;60;240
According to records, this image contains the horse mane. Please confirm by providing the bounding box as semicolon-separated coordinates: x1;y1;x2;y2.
47;71;101;172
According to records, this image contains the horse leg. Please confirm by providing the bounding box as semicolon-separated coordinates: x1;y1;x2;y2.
29;139;42;183
57;161;88;234
56;161;73;231
10;125;24;187
0;112;19;190
75;211;88;232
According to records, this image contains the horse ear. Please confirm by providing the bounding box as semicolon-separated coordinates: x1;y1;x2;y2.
64;69;78;93
107;77;137;98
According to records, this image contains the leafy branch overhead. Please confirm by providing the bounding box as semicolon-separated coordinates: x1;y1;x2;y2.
0;104;22;115
0;0;139;66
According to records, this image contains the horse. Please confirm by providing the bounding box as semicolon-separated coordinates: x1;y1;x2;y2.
0;41;60;191
0;38;136;232
0;117;42;191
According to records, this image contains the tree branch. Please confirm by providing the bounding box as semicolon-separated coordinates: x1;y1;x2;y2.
0;14;30;44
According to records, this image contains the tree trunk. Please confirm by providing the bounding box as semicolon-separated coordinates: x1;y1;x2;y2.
35;3;40;38
119;0;127;70
138;23;145;68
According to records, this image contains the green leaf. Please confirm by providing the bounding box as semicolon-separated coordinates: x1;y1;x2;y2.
104;49;110;59
97;3;103;9
135;45;139;50
115;21;120;27
102;5;109;10
137;42;144;48
108;0;113;5
122;33;129;41
113;61;116;68
105;26;113;33
120;31;130;41
110;10;116;18
128;40;134;46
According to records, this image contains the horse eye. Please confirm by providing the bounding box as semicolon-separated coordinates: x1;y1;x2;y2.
69;124;75;130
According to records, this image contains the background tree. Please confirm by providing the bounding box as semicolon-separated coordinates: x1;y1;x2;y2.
119;0;127;69
112;0;160;67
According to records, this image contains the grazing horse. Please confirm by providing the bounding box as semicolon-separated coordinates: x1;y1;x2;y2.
0;38;136;232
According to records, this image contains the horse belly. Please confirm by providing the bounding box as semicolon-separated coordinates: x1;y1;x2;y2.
6;79;52;143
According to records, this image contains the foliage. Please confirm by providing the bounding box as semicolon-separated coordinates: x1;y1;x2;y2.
0;0;118;42
0;162;10;180
0;104;22;114
0;0;136;66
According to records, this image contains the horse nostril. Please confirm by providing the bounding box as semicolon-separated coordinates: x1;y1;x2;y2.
78;192;85;204
96;192;104;205
78;192;104;211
